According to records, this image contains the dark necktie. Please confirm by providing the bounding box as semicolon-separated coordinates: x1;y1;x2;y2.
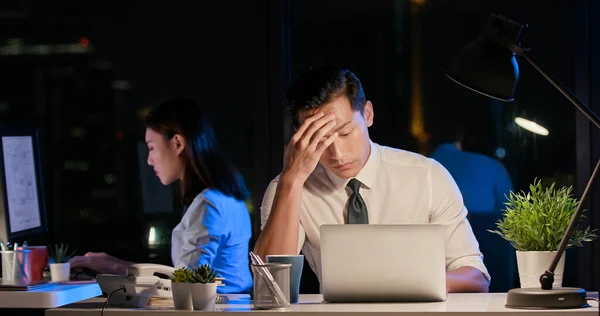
347;178;368;224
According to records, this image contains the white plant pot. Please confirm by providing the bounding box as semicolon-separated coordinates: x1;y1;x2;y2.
50;263;70;282
191;283;218;311
171;282;193;310
516;251;565;288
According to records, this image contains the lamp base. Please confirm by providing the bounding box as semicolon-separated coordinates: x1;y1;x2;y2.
506;287;589;309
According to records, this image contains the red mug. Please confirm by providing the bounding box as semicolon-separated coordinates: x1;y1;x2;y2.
18;246;48;281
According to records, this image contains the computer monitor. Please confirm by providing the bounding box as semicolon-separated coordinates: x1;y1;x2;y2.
0;124;47;243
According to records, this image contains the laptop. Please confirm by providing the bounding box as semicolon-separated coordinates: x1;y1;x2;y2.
320;224;447;302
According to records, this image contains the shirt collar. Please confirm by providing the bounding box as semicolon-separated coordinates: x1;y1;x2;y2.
324;141;379;191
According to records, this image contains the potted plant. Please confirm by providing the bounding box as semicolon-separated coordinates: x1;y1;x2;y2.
190;264;219;311
170;267;194;310
48;243;75;282
170;264;219;311
488;179;597;288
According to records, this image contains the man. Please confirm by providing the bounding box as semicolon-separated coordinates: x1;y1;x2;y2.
254;66;490;293
430;129;513;214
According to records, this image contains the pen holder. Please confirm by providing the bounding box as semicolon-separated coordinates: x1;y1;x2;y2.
1;249;31;282
251;263;291;310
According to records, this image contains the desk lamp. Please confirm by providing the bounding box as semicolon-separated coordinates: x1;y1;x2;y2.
446;13;600;309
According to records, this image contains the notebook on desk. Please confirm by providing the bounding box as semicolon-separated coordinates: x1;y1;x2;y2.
0;279;53;291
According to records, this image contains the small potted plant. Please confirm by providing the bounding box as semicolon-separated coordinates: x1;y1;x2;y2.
488;179;597;288
170;267;194;310
190;264;219;311
48;243;75;282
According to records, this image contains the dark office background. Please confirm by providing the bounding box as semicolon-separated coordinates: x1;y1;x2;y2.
0;0;598;294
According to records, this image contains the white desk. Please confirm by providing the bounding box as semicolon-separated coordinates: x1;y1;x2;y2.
46;293;599;316
0;282;101;309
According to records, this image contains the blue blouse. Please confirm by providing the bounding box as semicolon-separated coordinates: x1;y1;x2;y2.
171;189;253;294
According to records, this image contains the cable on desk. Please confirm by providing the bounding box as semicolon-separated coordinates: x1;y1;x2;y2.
102;287;125;316
585;297;599;316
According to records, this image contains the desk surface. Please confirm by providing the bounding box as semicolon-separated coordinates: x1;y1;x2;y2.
46;293;599;316
0;282;101;309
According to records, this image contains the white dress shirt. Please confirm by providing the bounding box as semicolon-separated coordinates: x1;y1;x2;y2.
260;141;490;284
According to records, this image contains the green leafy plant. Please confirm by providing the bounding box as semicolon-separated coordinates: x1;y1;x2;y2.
488;179;597;251
48;243;76;264
191;264;218;284
171;267;194;283
171;264;219;284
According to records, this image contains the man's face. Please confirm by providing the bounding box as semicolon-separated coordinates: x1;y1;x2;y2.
297;95;374;179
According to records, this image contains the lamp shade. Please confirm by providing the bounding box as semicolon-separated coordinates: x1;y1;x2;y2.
446;37;519;102
446;13;528;102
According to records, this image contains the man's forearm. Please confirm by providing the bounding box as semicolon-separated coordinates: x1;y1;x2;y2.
254;175;304;259
446;266;489;293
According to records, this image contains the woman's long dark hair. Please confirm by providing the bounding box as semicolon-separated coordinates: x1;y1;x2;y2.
145;96;250;207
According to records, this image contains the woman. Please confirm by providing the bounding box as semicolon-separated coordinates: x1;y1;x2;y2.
69;96;253;294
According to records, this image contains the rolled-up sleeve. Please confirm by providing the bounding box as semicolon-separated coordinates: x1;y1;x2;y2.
428;159;491;282
260;175;306;254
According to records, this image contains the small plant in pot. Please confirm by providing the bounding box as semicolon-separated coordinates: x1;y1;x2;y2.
170;264;219;311
170;267;194;310
488;179;597;288
190;264;219;311
48;243;75;282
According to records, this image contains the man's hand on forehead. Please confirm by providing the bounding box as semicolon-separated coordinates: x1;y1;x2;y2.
323;120;350;138
333;121;351;133
282;111;339;182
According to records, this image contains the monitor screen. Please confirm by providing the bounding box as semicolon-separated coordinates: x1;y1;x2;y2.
0;125;47;243
2;136;41;233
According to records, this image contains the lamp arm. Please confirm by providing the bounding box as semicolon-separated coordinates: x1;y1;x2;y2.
520;50;600;290
538;158;600;289
521;50;600;130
